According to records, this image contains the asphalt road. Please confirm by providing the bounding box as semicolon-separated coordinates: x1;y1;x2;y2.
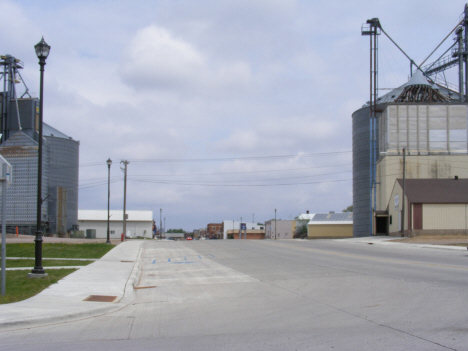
1;239;467;350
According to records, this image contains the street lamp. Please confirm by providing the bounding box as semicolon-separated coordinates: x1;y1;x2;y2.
106;158;112;244
400;147;406;237
31;37;50;277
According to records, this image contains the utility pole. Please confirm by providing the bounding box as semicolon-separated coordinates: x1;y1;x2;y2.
275;209;277;240
240;216;242;239
121;160;129;240
160;209;162;240
164;217;166;238
400;147;406;237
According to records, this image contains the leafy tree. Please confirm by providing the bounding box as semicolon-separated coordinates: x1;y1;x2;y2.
293;224;308;239
343;205;353;212
167;229;185;233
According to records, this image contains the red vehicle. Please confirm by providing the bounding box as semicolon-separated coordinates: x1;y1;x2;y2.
186;237;193;240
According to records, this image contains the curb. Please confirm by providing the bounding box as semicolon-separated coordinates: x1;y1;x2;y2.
120;244;144;304
0;304;121;331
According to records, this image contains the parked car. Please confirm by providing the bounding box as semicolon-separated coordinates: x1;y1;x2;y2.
165;237;175;241
186;237;193;240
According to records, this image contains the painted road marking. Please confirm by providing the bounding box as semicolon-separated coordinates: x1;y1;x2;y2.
173;261;194;264
152;255;216;264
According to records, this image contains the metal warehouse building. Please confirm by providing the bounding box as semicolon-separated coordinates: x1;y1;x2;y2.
0;55;79;235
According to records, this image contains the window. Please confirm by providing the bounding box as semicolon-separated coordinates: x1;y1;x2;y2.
111;230;115;234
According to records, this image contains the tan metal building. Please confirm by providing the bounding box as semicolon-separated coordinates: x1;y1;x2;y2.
387;178;468;236
307;212;353;239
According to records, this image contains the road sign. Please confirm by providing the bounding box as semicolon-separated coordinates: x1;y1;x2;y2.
241;223;246;230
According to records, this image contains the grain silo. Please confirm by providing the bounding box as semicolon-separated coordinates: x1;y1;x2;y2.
352;71;468;237
353;7;468;237
0;54;79;235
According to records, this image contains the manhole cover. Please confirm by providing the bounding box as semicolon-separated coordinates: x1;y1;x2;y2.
83;295;117;302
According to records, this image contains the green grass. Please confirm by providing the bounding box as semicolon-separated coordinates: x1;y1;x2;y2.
3;243;115;259
0;269;77;304
5;259;93;268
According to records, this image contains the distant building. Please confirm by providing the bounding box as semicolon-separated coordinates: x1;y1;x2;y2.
307;212;353;239
221;220;265;239
207;223;222;239
265;220;294;239
78;210;152;239
226;229;265;240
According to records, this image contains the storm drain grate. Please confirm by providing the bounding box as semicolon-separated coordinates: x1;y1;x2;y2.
83;295;117;302
121;260;134;263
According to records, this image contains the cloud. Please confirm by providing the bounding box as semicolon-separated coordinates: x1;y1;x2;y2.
121;26;205;89
120;25;253;95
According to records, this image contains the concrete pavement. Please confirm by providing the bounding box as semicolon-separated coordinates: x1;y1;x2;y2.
0;236;464;332
335;235;468;251
0;240;144;330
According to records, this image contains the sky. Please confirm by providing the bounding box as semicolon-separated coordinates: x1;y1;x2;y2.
1;0;465;231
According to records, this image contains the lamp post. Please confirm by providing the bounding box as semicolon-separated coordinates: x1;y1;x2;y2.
160;209;162;240
106;158;112;244
31;37;50;277
400;147;406;237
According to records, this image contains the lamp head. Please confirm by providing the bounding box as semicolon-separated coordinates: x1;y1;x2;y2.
106;158;112;167
35;37;51;61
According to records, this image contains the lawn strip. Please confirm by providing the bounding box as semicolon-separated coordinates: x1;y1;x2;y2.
0;269;77;305
4;243;115;259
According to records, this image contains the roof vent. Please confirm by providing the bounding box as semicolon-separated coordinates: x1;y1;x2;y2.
455;175;459;180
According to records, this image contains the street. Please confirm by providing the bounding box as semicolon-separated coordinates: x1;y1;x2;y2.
1;239;467;350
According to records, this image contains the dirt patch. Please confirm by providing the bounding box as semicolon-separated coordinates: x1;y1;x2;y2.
391;235;468;246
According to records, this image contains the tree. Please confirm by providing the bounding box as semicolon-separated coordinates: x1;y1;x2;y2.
167;228;185;233
343;205;353;212
293;224;308;239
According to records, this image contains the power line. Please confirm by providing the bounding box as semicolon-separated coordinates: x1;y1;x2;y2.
127;151;352;163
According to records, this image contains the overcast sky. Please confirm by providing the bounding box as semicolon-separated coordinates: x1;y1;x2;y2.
1;0;465;231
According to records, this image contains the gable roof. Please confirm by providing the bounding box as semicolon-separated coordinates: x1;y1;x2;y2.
309;212;353;225
396;178;468;203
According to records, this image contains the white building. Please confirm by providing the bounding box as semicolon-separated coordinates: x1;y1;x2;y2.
78;210;153;239
222;220;265;239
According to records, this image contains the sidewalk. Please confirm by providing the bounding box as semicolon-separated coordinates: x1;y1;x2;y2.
336;235;468;251
0;240;144;331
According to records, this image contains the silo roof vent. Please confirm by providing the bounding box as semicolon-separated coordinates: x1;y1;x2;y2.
394;70;449;103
